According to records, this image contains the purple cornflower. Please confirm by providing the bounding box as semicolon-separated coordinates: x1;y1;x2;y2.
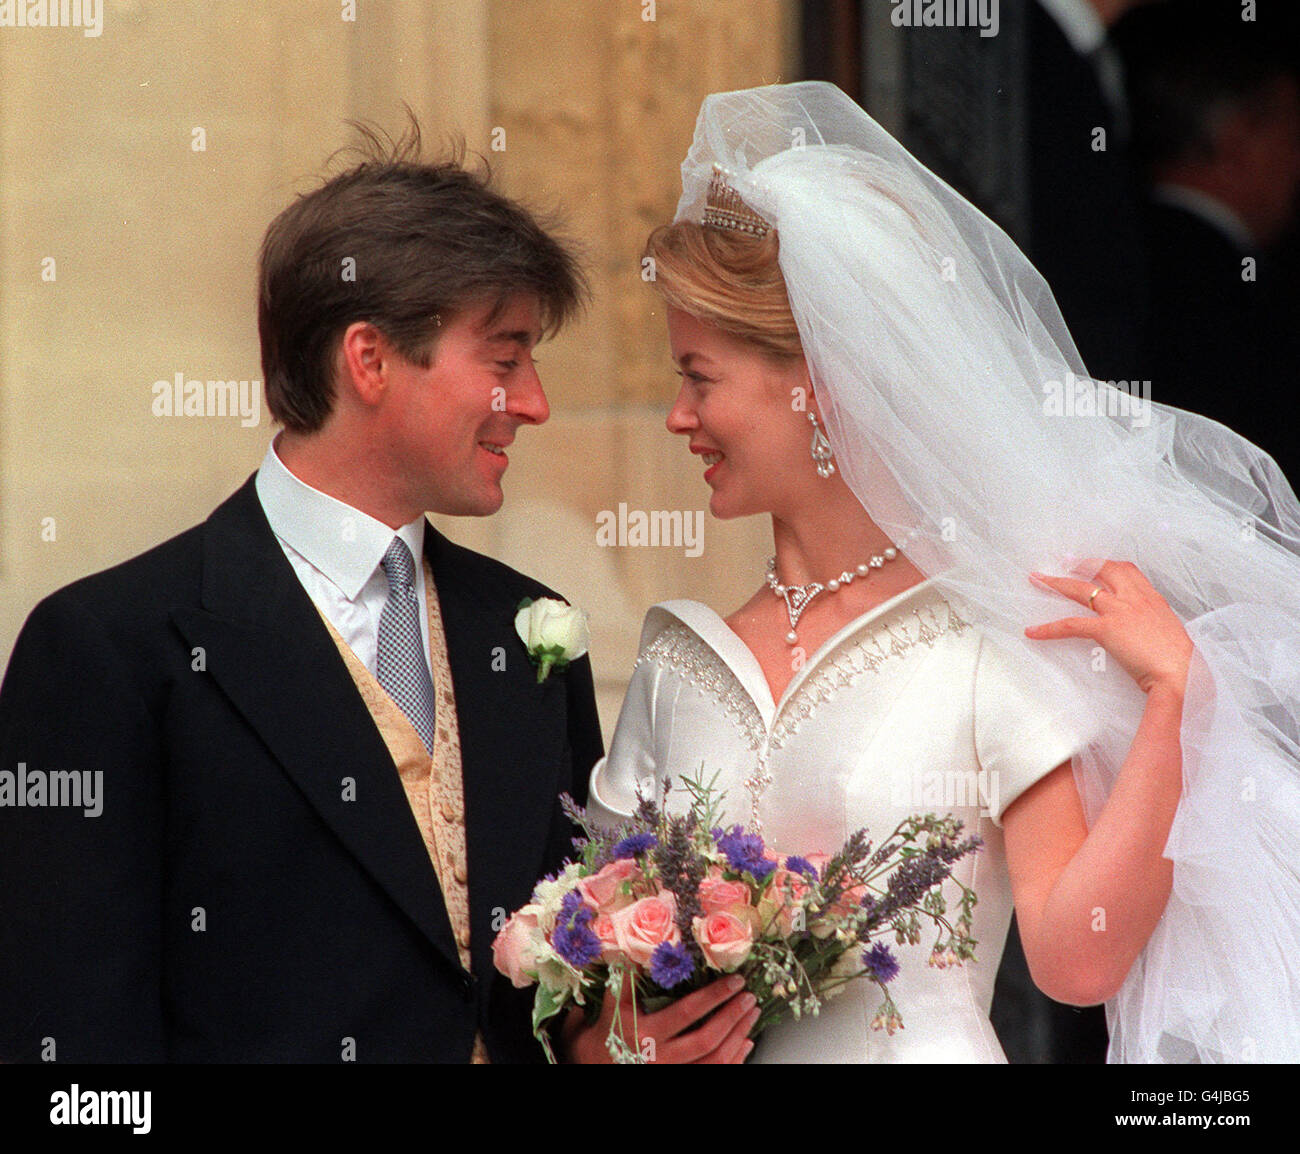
783;855;819;880
649;941;695;989
612;831;658;860
715;825;777;881
552;890;602;969
862;941;900;985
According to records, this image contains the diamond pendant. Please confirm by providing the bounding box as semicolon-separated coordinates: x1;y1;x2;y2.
780;582;823;644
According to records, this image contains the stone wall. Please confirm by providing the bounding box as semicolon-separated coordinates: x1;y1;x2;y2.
0;0;796;738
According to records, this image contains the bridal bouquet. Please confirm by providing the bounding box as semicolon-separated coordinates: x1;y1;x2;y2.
492;772;982;1062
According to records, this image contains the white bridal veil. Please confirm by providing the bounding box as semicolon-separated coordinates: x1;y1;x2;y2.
673;81;1300;1063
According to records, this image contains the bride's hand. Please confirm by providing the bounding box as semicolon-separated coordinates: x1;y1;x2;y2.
560;974;757;1064
1024;560;1193;698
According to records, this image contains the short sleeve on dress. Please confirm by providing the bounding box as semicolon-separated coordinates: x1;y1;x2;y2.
973;632;1094;828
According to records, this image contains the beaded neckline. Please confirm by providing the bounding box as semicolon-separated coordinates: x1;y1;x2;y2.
637;586;973;832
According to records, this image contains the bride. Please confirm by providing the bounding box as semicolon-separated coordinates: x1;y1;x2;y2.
574;82;1300;1064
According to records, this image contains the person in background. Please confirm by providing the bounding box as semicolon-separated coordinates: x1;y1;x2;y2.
1119;3;1300;490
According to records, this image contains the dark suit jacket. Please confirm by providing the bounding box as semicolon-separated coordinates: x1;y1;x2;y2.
0;475;603;1062
1139;199;1299;490
1027;2;1148;385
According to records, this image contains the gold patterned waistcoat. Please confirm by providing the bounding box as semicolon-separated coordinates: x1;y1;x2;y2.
318;559;489;1064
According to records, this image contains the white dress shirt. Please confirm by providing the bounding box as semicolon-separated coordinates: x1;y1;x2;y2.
255;439;432;676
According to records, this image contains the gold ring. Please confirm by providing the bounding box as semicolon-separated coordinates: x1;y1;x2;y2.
1088;587;1101;610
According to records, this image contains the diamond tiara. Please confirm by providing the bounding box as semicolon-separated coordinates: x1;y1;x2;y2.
702;166;772;237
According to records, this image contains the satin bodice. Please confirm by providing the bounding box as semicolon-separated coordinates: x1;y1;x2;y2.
591;579;1094;1063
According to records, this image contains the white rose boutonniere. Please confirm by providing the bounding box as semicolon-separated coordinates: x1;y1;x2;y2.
514;597;590;683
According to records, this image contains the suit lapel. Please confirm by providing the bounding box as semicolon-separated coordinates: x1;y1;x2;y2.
170;477;463;973
427;528;568;980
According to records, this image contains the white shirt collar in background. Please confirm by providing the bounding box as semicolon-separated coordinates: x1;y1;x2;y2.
1037;0;1106;55
1152;183;1257;253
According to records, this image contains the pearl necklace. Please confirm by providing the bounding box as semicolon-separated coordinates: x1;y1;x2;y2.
765;543;906;645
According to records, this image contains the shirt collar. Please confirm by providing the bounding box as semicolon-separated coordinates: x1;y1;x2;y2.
255;438;426;601
1151;183;1257;252
1037;0;1107;55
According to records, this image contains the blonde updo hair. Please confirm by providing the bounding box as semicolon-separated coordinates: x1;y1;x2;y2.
642;221;804;362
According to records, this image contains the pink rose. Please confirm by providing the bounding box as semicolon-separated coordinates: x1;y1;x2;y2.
578;859;642;913
492;905;544;988
772;865;812;902
693;910;755;972
836;880;868;913
611;891;681;968
759;866;812;937
698;874;752;915
804;853;832;876
798;853;865;937
591;912;624;963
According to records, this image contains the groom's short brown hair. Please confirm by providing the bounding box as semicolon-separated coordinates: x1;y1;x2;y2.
258;120;586;434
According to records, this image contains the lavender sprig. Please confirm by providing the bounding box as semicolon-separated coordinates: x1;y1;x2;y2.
655;813;706;960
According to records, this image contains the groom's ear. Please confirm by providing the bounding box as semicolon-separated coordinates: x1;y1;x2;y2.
337;321;392;408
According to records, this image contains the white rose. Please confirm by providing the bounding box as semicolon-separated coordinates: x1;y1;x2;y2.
491;904;547;988
514;597;590;681
532;863;587;933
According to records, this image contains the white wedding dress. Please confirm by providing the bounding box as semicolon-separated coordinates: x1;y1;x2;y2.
588;577;1100;1063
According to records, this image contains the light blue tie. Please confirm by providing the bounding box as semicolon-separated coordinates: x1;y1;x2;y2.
375;538;436;753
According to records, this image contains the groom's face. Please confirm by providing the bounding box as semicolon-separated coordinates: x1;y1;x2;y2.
378;293;549;517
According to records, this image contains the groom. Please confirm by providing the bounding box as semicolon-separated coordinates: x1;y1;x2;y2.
0;137;604;1062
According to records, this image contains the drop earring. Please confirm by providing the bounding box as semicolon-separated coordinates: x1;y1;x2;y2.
808;411;835;478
